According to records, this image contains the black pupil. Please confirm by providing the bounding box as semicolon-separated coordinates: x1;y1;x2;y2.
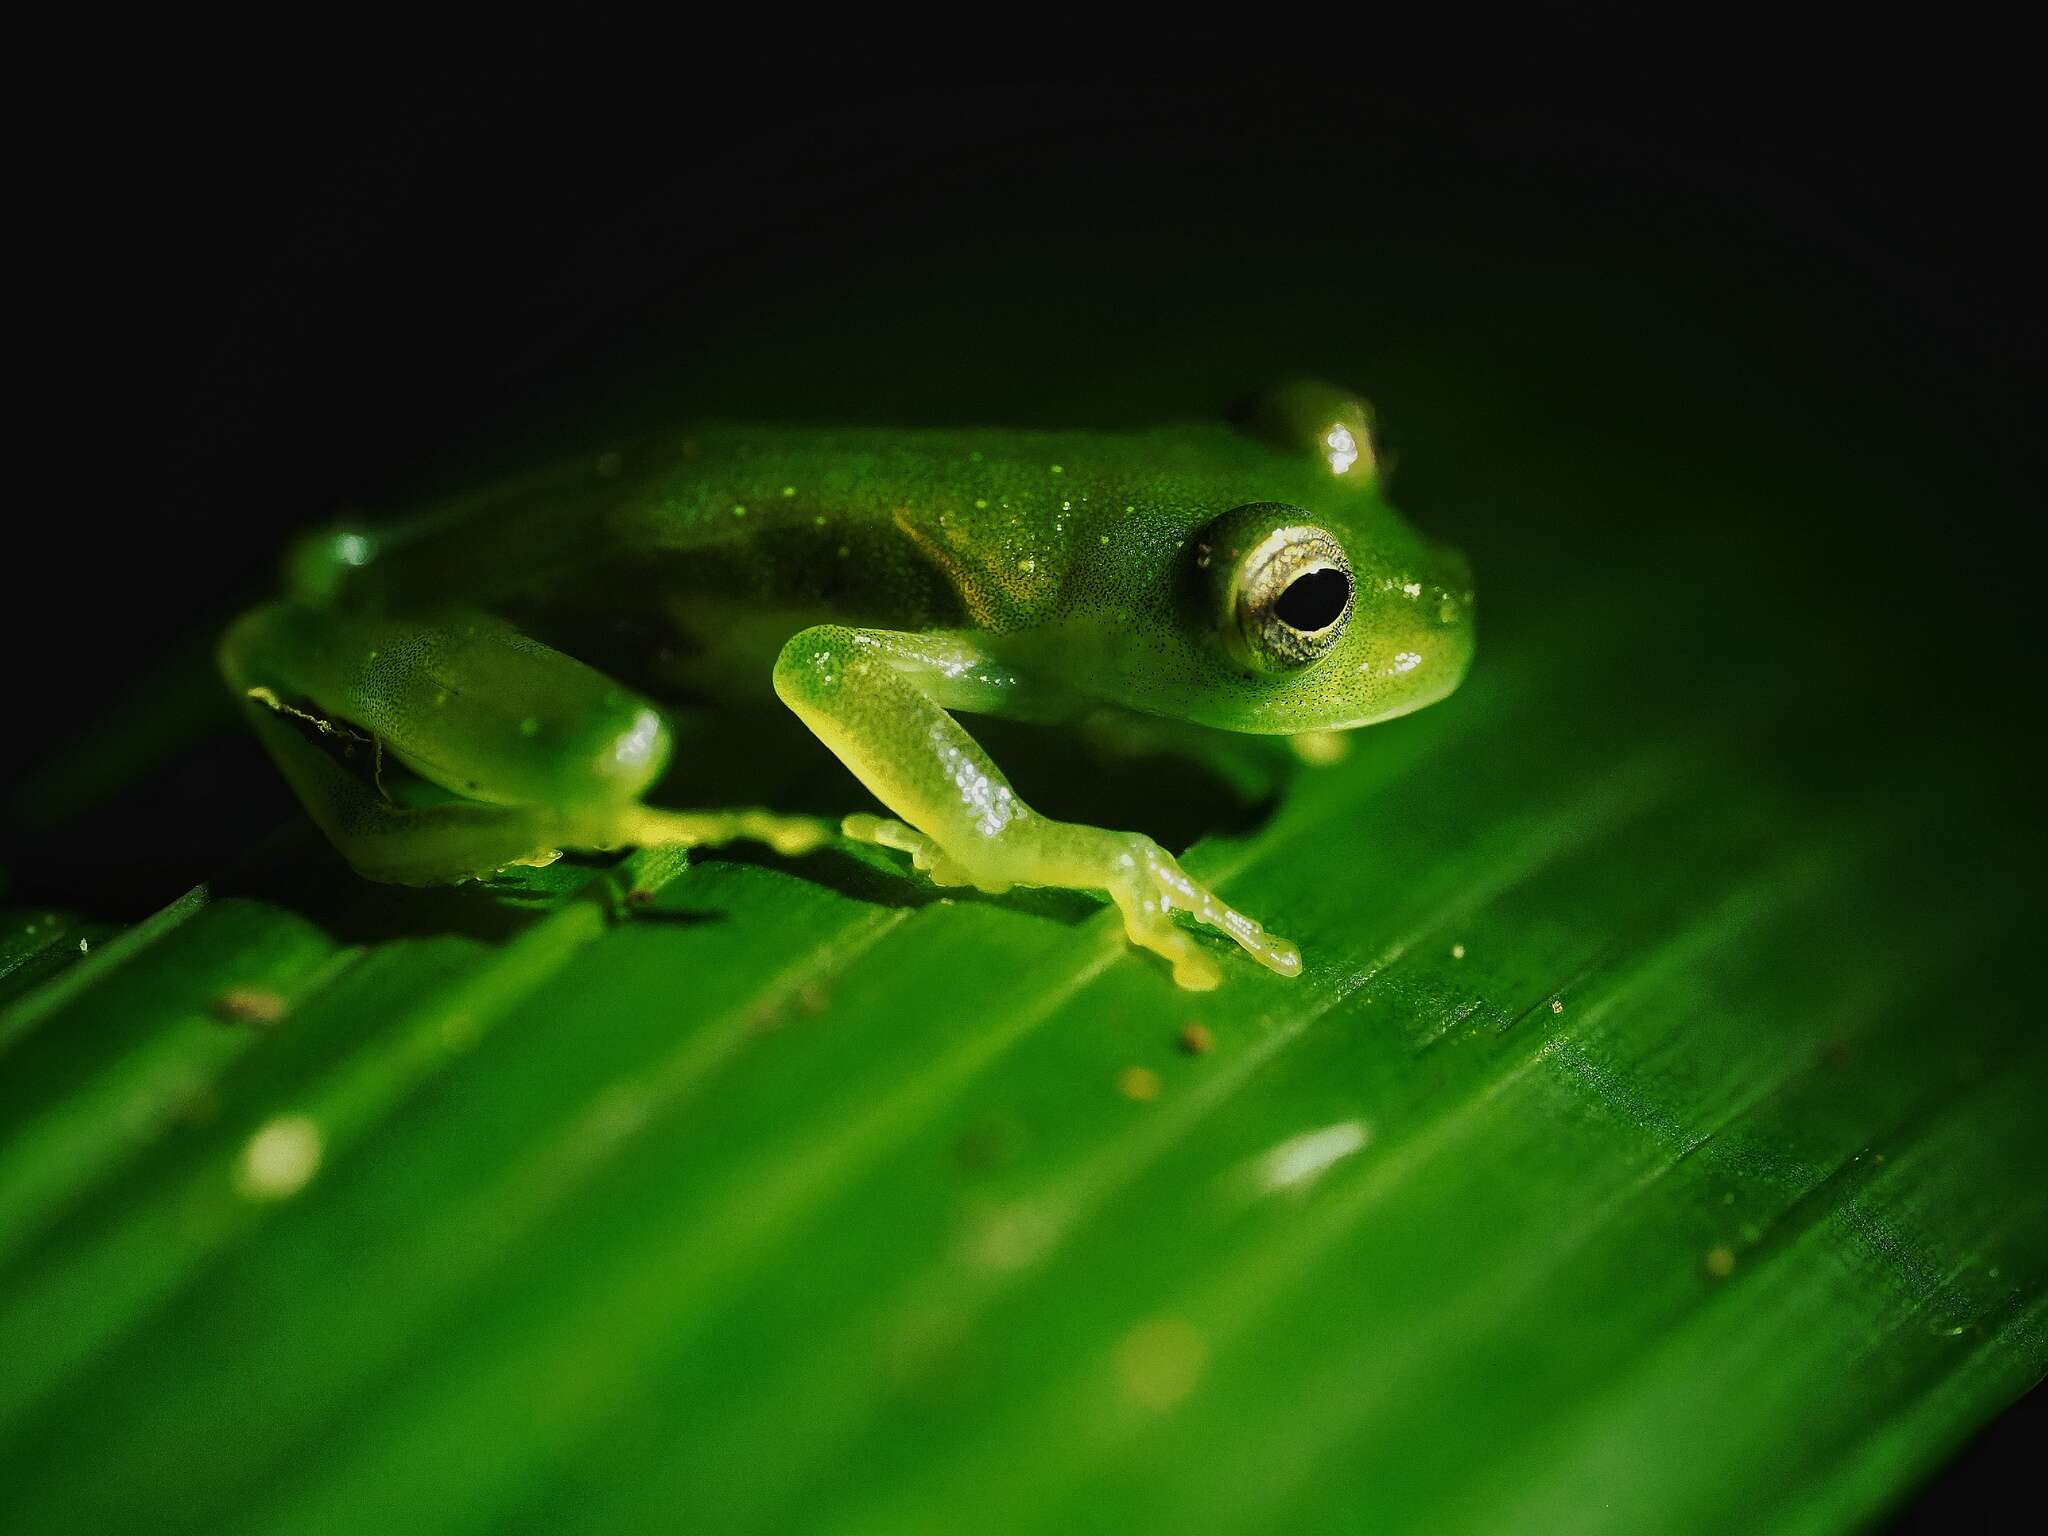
1274;568;1350;631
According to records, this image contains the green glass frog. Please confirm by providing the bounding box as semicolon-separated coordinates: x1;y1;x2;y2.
221;381;1473;988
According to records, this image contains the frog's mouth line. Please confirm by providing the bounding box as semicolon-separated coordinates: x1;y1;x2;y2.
1231;665;1465;734
1344;673;1463;728
1319;650;1473;732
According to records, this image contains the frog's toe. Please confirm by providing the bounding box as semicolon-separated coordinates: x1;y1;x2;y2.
740;812;835;857
623;806;833;859
842;814;984;889
842;812;931;864
1108;887;1224;991
1162;937;1226;992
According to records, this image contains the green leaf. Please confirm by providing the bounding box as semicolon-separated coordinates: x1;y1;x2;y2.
2;249;2040;1534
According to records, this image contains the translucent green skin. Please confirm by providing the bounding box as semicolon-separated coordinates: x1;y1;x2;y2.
223;387;1474;988
586;421;1474;730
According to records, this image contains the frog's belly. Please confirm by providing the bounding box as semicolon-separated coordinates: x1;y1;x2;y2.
515;533;978;707
657;597;847;706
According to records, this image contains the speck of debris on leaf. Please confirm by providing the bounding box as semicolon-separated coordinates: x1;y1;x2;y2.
1177;1023;1214;1055
954;1120;1017;1173
1705;1244;1737;1278
213;988;287;1028
1550;998;1565;1015
1118;1066;1162;1102
1114;1316;1207;1411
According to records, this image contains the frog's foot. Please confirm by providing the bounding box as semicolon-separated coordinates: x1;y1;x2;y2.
847;815;1299;991
1092;832;1301;991
840;814;1000;892
622;807;837;859
1288;729;1353;767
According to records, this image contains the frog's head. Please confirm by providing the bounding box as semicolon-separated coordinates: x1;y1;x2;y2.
1174;498;1475;733
1048;381;1474;732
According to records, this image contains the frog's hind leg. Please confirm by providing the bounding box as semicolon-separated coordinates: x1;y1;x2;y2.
220;602;831;884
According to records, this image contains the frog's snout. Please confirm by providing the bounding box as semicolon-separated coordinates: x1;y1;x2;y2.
1408;542;1476;703
1429;545;1476;629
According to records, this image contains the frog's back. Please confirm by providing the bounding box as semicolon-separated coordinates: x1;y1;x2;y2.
595;420;1280;634
339;419;1283;644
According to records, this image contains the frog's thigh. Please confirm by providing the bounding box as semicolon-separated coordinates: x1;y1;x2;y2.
227;700;583;883
772;624;1301;989
221;602;828;883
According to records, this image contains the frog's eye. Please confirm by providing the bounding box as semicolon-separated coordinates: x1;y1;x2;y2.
1223;520;1354;673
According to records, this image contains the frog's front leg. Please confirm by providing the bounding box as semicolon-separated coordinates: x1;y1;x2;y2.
220;602;832;884
772;626;1301;990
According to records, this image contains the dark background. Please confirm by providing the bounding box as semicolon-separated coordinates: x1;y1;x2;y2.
13;18;2041;1522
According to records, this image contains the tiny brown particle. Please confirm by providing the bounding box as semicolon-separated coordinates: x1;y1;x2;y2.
1705;1245;1737;1278
1177;1023;1214;1056
1118;1066;1162;1102
213;988;287;1028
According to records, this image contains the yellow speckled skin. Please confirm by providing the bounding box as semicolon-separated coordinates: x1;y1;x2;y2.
220;383;1474;988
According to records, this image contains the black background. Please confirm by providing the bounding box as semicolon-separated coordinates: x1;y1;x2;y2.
13;16;2042;1522
24;25;2041;708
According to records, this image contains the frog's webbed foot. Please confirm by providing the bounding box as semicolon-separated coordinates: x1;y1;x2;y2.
845;813;1297;992
1090;831;1300;992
